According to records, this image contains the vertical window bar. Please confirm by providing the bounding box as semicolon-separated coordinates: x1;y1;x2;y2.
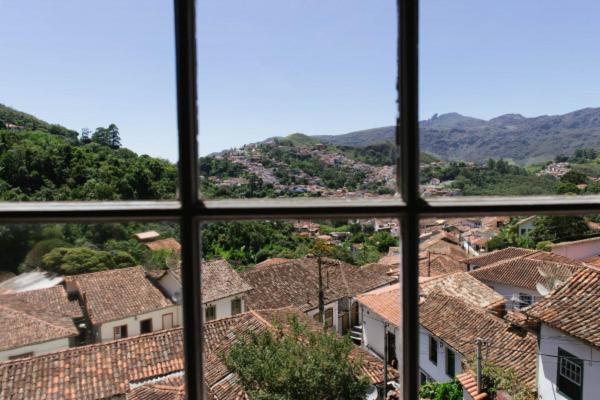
174;0;203;399
398;0;420;399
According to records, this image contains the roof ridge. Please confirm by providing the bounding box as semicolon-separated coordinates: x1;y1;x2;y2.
0;302;76;336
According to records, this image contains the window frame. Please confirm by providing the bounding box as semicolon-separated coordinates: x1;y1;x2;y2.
231;298;242;315
428;335;438;365
3;1;600;399
445;347;456;377
113;325;128;340
557;347;584;400
205;304;216;322
140;318;153;334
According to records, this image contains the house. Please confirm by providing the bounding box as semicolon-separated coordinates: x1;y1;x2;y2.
132;230;161;242
0;307;396;400
460;246;573;271
241;257;396;335
156;259;252;322
527;266;600;400
418;252;466;277
515;216;535;236
0;285;83;360
357;287;537;388
550;236;600;260
469;257;581;309
144;237;181;253
65;266;179;342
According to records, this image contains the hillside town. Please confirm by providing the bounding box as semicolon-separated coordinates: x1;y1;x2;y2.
0;216;598;400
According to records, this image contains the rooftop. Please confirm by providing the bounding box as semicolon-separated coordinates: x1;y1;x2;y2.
460;247;535;266
65;266;173;325
527;265;600;348
145;237;181;252
419;272;505;310
0;286;82;352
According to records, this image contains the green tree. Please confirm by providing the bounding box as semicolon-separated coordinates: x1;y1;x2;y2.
529;216;590;244
418;380;462;400
19;238;70;272
224;316;370;400
41;247;136;275
106;123;121;149
560;170;587;185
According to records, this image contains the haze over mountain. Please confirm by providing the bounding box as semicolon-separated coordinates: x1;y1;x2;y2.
314;107;600;164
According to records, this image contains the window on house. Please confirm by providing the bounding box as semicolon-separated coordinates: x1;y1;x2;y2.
231;298;242;315
113;325;128;340
162;313;174;330
445;347;455;377
518;293;534;308
205;305;216;322
140;319;153;334
324;308;334;328
428;335;438;365
419;370;432;385
8;352;33;360
557;348;583;400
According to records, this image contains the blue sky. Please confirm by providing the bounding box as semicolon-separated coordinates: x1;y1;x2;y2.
2;1;600;160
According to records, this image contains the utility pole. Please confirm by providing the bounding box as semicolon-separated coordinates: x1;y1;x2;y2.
475;338;483;393
317;255;325;330
427;251;431;277
383;322;389;399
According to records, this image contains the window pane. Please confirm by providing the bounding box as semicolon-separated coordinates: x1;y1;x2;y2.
0;221;185;398
197;1;398;200
0;2;178;201
420;1;600;198
200;218;401;398
418;214;597;397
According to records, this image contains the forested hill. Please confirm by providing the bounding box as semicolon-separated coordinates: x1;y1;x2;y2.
314;107;600;164
0;104;176;201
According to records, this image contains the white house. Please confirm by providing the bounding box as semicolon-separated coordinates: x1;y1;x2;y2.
65;266;179;342
550;236;600;260
527;266;600;400
469;257;581;309
156;259;252;322
357;283;537;390
0;285;83;360
515;216;535;236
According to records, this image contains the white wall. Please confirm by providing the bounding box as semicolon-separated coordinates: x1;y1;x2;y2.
551;239;600;260
418;326;462;383
359;303;401;367
0;337;71;361
478;280;540;309
96;305;180;342
203;295;246;321
306;301;339;332
517;220;535;236
537;324;600;400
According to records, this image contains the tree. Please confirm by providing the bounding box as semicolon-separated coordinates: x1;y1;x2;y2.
529;216;590;244
80;128;91;144
106;123;121;149
91;126;109;146
224;316;370;399
418;380;462;400
560;170;587;185
41;246;135;275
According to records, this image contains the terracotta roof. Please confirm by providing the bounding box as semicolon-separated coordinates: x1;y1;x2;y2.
361;262;400;278
524;251;583;266
469;258;581;291
127;376;185;400
66;267;173;325
550;235;600;248
420;292;537;388
419;272;505;309
0;286;82;352
419;253;465;277
0;307;395;399
166;260;252;303
527;266;600;347
461;247;535;266
133;231;161;242
355;284;401;327
241;258;395;311
254;258;290;268
456;372;488;400
583;255;600;268
145;238;181;252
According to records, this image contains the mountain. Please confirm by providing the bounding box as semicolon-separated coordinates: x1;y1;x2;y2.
314;107;600;164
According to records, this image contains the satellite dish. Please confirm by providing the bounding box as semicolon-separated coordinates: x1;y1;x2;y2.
536;283;550;296
366;385;378;400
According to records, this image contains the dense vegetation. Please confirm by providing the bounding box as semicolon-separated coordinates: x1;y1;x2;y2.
224;316;370;400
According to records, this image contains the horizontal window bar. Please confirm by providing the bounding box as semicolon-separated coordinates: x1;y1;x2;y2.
0;201;181;223
423;195;600;217
0;195;600;223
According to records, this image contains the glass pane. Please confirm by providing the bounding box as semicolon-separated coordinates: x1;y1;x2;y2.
200;218;401;398
418;214;597;398
197;1;398;200
0;221;185;398
0;2;178;201
420;0;600;197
